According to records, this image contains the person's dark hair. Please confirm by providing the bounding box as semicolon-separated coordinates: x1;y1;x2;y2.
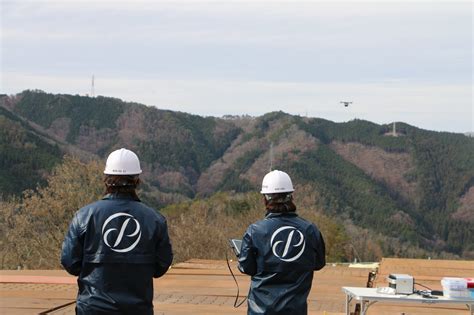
264;193;296;213
104;175;140;199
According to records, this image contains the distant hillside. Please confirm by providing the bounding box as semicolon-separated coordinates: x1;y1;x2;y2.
0;105;62;196
1;90;473;259
1;90;241;206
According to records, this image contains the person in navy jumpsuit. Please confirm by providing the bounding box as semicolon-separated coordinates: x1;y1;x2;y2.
239;170;326;315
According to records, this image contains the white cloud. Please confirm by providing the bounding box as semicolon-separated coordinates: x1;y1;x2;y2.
2;1;470;84
2;1;470;48
1;1;471;132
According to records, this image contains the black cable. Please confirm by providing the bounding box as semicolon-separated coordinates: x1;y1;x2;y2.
225;249;247;308
415;282;433;291
414;289;439;299
414;282;440;299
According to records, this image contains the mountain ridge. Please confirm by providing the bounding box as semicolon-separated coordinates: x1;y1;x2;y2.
1;90;472;258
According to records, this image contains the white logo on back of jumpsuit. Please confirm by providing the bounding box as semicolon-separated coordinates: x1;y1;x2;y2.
270;226;305;262
102;212;141;253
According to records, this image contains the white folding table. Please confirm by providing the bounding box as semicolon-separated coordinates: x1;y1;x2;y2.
342;287;474;315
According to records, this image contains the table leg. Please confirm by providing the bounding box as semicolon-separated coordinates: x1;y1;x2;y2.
345;294;350;315
361;300;378;315
361;300;367;315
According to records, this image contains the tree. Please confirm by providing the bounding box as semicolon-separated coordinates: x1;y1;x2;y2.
0;156;103;269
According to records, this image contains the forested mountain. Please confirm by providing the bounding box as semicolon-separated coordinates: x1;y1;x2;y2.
0;105;62;195
1;90;473;260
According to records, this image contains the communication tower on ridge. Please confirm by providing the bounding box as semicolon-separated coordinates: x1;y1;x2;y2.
385;121;400;137
269;142;274;171
91;75;95;97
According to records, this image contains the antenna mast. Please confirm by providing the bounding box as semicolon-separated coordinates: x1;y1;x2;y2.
91;74;95;97
269;142;274;171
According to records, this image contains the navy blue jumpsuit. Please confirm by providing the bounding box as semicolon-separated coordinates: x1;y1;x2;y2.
238;212;326;315
61;193;173;315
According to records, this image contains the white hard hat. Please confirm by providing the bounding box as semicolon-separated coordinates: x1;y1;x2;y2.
260;170;294;194
104;148;142;175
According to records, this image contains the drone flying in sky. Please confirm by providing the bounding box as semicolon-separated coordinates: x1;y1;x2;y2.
340;101;353;107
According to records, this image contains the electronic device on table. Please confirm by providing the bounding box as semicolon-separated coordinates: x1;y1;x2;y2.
388;274;414;294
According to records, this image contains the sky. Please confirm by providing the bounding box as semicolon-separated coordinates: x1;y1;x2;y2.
1;0;472;133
